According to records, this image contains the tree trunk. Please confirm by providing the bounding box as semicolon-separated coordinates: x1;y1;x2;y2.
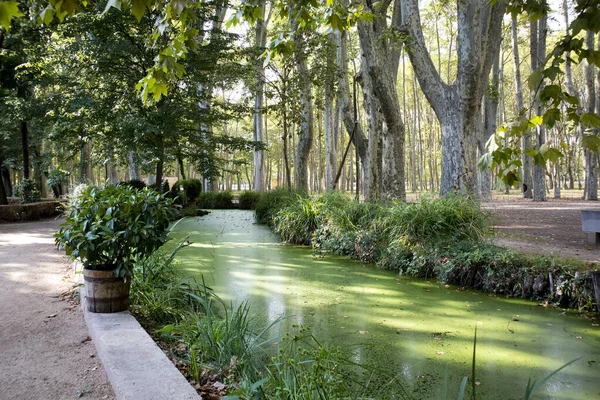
532;12;548;201
358;0;405;200
292;29;314;193
402;0;505;196
325;33;337;191
282;109;292;192
253;3;269;192
359;60;382;201
336;29;368;169
0;156;7;204
584;30;598;200
512;16;532;198
480;48;500;201
21;121;30;180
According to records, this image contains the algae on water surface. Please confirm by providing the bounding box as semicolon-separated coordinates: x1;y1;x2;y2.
166;210;600;400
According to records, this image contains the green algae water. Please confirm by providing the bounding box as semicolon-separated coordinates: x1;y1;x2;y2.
167;210;600;399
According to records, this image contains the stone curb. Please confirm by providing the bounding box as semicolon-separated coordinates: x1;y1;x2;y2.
77;265;201;400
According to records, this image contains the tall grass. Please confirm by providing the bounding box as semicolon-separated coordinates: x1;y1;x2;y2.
383;193;491;248
254;188;296;226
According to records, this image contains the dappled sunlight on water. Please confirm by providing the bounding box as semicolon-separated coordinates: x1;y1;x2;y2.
166;210;600;400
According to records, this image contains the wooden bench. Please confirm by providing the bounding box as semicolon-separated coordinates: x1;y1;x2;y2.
581;209;600;244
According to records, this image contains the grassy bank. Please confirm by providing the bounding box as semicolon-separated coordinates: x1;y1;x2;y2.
254;190;598;312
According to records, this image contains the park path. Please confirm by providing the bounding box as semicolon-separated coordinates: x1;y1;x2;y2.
0;218;114;400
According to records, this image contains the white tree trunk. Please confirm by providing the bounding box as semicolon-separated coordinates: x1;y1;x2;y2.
584;30;598;200
325;33;337;190
532;12;547;201
293;28;314;192
253;4;269;192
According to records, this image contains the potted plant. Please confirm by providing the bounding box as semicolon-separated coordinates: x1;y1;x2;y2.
55;185;172;313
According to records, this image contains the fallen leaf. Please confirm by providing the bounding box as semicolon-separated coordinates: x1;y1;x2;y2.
475;381;481;386
576;336;582;339
436;351;444;355
81;336;91;343
512;316;520;321
213;381;226;390
359;330;368;335
46;314;57;318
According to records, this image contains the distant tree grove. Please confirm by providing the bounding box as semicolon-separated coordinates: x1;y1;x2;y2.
1;0;599;205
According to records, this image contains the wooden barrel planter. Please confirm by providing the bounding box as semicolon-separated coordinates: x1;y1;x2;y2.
83;269;131;313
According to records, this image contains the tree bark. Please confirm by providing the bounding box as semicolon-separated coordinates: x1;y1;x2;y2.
21;121;30;181
357;0;406;200
0;156;7;204
532;12;548;201
336;30;368;169
480;48;500;201
401;0;505;196
512;16;532;198
584;30;598;200
253;3;269;192
325;33;338;191
292;28;314;193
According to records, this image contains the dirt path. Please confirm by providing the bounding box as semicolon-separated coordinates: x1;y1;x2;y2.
0;218;114;400
484;198;600;264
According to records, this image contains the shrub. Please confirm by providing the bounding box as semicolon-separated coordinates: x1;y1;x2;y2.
181;179;203;203
196;191;234;209
55;185;172;277
168;180;184;204
273;195;322;245
238;190;262;210
14;179;40;204
383;193;490;248
254;188;296;226
162;180;170;193
0;201;64;222
214;191;233;209
119;179;147;190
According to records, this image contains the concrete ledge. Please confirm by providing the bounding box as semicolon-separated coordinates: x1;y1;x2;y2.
82;298;201;400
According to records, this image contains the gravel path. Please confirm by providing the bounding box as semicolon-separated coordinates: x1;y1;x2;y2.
0;218;114;400
484;198;600;263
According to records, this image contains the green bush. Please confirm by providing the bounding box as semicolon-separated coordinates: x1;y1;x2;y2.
238;190;262;210
14;179;40;204
196;191;234;209
0;201;64;222
254;188;296;226
181;179;203;203
118;179;147;190
55;185;172;277
273;195;322;245
383;193;490;248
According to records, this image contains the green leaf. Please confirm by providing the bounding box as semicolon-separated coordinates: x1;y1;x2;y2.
581;113;600;128
130;0;148;22
542;108;561;129
0;1;24;31
582;135;600;153
528;70;543;91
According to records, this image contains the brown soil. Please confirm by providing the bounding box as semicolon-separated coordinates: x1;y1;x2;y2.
0;218;114;400
484;196;600;264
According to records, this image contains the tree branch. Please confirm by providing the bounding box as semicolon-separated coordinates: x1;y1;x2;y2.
400;0;445;116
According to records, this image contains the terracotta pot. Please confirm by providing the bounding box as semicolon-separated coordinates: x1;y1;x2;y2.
83;269;131;313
